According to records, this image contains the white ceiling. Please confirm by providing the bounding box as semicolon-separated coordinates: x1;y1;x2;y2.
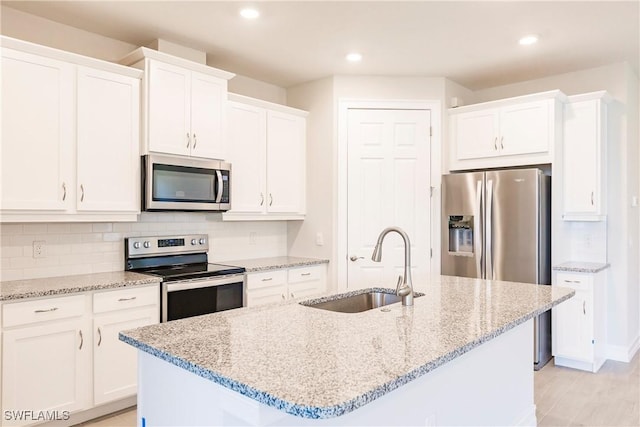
4;1;639;90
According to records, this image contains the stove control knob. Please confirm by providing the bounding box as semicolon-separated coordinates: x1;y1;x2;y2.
191;239;197;245
143;241;151;249
133;242;141;249
199;238;205;245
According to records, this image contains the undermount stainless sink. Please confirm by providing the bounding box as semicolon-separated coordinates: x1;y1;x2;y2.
301;290;422;313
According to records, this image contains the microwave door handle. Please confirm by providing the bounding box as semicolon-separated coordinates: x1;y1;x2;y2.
215;170;223;203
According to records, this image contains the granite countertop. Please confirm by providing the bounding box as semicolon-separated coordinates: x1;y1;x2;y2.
120;275;574;419
553;261;610;273
222;256;329;272
0;271;161;302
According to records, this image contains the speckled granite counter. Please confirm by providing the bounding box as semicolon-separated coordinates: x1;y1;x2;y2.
0;271;161;301
222;256;329;272
120;276;573;420
553;261;610;273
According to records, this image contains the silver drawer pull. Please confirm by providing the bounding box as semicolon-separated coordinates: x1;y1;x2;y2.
281;294;286;300
80;184;85;202
97;327;102;347
79;330;84;350
583;301;586;315
563;280;580;284
301;273;311;276
193;133;197;148
290;293;295;298
118;296;137;302
62;183;66;201
261;278;273;282
34;307;59;313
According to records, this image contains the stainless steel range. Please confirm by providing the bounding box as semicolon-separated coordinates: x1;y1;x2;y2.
124;234;245;322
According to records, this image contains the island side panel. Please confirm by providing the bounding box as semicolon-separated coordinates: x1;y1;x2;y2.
135;319;536;426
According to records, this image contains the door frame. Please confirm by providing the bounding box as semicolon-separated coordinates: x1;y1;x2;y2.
336;99;442;291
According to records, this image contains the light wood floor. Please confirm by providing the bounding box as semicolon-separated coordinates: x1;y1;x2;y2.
79;355;640;427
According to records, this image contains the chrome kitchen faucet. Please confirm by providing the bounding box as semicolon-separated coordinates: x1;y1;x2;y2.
371;226;414;306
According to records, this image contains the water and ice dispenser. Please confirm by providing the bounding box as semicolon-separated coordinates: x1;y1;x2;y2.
448;215;474;255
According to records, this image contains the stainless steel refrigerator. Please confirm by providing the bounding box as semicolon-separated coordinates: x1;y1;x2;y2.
441;168;552;370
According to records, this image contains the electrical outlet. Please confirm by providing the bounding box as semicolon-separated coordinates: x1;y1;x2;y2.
249;232;257;245
33;241;46;258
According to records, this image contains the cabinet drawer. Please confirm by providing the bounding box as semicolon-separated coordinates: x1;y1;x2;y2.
556;273;592;291
246;285;287;307
288;265;323;284
3;294;86;328
93;285;159;314
246;270;287;290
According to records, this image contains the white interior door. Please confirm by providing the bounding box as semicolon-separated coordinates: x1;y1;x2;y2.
347;109;431;291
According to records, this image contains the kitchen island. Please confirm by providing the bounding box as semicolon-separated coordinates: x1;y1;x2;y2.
120;276;573;426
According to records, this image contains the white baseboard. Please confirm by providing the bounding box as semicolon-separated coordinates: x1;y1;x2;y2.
607;335;640;362
517;405;537;427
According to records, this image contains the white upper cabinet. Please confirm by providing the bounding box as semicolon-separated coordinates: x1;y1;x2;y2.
449;90;565;171
76;66;140;213
120;47;234;160
0;37;142;222
562;92;609;221
1;48;74;211
223;94;307;221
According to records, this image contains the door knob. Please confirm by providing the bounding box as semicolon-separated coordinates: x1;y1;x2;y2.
350;255;364;262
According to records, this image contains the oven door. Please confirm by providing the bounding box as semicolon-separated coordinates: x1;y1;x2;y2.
161;274;244;322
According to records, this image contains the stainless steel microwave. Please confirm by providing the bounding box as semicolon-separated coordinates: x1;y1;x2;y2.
142;154;231;211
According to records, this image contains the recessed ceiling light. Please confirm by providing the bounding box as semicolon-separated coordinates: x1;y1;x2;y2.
519;35;539;46
240;8;260;19
346;52;362;62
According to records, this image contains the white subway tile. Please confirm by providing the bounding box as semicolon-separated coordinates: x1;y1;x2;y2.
49;244;71;256
0;269;23;281
2;258;13;270
103;232;122;242
113;223;133;232
47;223;71;234
0;224;23;235
92;223;113;233
9;235;36;246
1;246;23;258
131;222;150;232
91;262;119;274
23;224;49;235
58;234;83;244
11;257;36;269
27;266;69;279
69;223;93;234
70;265;92;276
35;257;60;267
71;243;94;254
82;233;103;243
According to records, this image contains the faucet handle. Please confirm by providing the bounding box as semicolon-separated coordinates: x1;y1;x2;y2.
396;275;411;297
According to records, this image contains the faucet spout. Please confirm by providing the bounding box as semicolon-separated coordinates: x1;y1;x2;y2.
371;227;414;306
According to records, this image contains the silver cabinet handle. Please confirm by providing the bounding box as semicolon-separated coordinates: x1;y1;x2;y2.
349;255;364;262
260;193;264;206
80;184;85;202
34;307;58;313
118;296;137;302
591;191;594;206
563;279;580;284
261;277;273;282
583;301;586;315
62;183;67;201
494;137;498;150
290;293;295;298
193;133;197;149
79;330;84;350
269;193;273;206
97;327;102;347
500;136;504;150
301;272;311;276
281;294;286;300
186;132;191;148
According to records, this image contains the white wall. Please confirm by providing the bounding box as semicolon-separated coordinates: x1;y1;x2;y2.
475;62;640;360
227;74;287;105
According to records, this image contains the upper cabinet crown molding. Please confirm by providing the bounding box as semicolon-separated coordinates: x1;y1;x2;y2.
0;35;142;79
448;89;568;115
119;46;235;80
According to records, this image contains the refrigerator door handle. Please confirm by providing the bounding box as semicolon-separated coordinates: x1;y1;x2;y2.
475;180;483;278
486;179;494;280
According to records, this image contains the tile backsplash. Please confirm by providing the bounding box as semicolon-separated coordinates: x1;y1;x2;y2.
0;213;287;281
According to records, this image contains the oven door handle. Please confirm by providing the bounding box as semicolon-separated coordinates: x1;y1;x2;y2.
165;274;244;292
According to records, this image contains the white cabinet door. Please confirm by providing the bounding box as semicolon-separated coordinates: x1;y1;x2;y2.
499;100;550;156
246;285;287;307
189;71;226;159
563;98;605;219
147;60;191;156
554;288;593;362
76;66;140;213
453;109;499;160
93;306;157;405
1;48;74;211
227;101;267;213
2;318;91;422
266;111;305;214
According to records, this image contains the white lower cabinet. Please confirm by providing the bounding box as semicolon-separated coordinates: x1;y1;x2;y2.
2;295;91;425
92;286;159;406
552;270;606;372
1;285;159;426
246;264;327;307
